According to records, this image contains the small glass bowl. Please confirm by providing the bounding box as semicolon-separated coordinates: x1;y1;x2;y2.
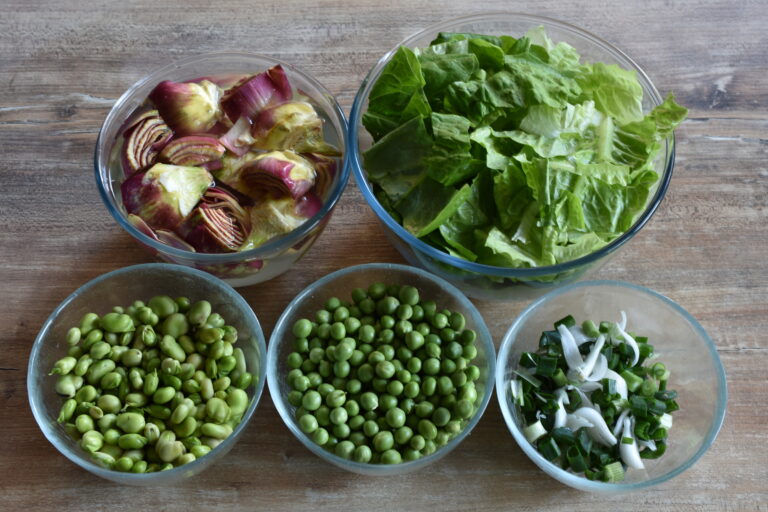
496;280;727;492
27;263;267;485
350;13;675;300
267;263;496;475
95;52;350;287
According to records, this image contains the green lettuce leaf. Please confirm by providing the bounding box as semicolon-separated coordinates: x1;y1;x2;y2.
395;178;472;237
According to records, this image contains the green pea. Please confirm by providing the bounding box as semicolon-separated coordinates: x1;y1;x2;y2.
298;414;319;434
330;322;346;341
375;360;396;380
387;380;404;397
136;325;157;347
455;399;474;419
432;407;451;427
407;357;422;374
129;460;148;473
329;407;348;425
311;427;329;446
386;407;406;428
301;390;322;411
334;340;354;362
325;389;347;408
373;431;394;452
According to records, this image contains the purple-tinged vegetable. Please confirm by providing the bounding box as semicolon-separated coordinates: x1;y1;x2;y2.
182;187;251;253
122;110;173;175
121;163;213;230
149;80;222;135
251;101;339;155
302;153;337;198
159;136;226;167
219;117;255;157
240;196;313;250
156;229;196;251
220;65;292;123
127;213;197;252
295;192;322;219
237;151;316;199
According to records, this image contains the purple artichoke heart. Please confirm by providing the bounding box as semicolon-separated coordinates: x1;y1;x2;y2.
122;110;173;175
121;163;213;231
238;150;316;199
220;65;292;123
251;101;340;155
240;196;314;251
182;187;251;253
149;80;223;135
158;135;226;166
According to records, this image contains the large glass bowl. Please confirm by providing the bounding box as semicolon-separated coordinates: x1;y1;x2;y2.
350;13;675;300
496;280;727;492
95;52;350;287
267;263;496;475
27;263;268;485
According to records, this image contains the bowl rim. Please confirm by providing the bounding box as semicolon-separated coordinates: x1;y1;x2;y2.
495;279;728;491
94;51;351;263
27;262;268;481
349;12;676;278
266;262;497;474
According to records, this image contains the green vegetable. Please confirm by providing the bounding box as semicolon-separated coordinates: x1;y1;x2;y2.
362;29;687;277
285;283;482;464
49;295;256;473
511;312;677;481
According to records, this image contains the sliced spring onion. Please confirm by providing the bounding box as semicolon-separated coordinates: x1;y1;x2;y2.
509;379;524;406
620;369;644;392
557;324;584;370
604;369;628;400
566;412;594;431
603;461;625;482
572;407;617;447
659;412;674;429
513;367;542;388
612;408;631;437
619;417;644;469
615;311;640;366
524;420;547;443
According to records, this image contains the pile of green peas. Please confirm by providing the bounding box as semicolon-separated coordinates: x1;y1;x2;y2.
50;295;254;473
285;282;481;464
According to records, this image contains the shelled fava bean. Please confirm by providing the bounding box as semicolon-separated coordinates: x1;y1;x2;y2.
285;282;482;464
50;295;254;473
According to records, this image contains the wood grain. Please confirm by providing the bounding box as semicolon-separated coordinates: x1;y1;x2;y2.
1;0;766;510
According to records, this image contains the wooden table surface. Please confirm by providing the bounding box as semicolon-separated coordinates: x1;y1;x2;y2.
2;0;766;509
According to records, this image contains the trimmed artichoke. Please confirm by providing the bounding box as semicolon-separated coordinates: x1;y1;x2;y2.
237;151;316;199
251;101;339;155
122;110;173;175
240;196;312;251
121;163;213;230
182;188;251;253
149;80;223;135
220;65;292;123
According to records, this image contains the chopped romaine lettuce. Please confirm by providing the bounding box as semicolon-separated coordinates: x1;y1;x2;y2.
361;28;687;270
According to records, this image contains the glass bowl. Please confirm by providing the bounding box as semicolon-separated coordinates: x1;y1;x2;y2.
495;280;727;492
349;13;675;300
95;52;350;287
266;263;496;475
27;263;268;485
